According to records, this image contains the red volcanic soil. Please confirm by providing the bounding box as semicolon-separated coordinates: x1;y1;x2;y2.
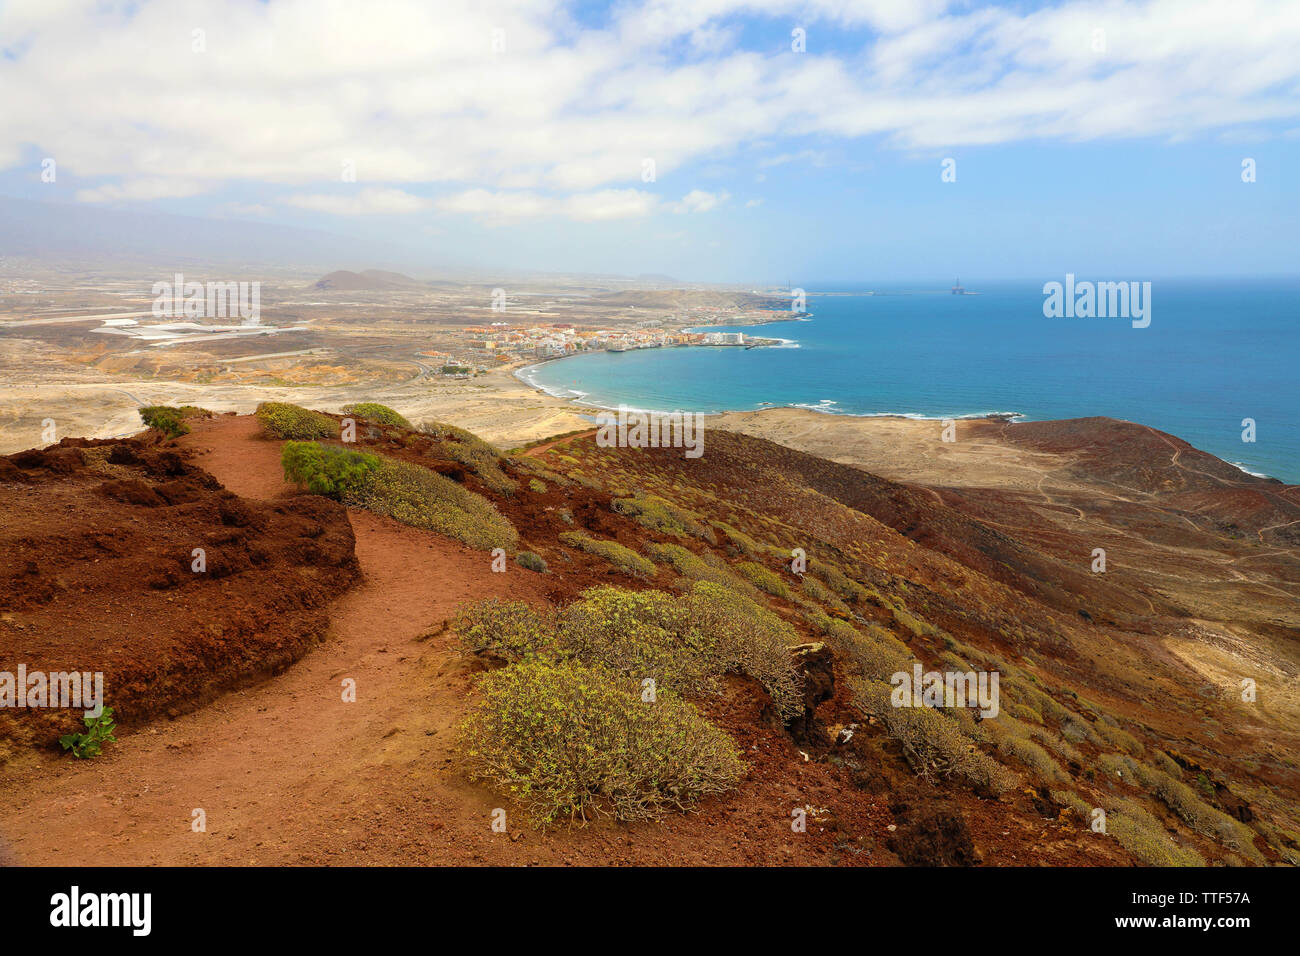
0;416;1126;866
0;434;358;758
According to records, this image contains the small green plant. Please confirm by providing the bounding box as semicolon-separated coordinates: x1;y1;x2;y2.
346;456;518;551
558;531;656;578
612;495;714;542
59;707;117;759
736;561;793;599
342;402;411;428
459;658;743;825
256;402;335;439
282;441;380;498
528;478;547;494
139;405;209;438
515;551;548;573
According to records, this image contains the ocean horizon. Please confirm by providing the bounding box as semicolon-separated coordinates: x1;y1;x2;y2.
522;278;1300;483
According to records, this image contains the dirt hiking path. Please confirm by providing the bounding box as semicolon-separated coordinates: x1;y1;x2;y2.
0;416;856;865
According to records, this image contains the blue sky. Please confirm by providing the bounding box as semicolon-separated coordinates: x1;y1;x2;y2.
2;0;1298;282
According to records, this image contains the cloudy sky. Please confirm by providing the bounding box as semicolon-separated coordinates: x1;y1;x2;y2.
2;0;1298;281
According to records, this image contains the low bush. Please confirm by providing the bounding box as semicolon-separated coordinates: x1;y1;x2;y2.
711;521;763;557
820;620;913;681
454;599;556;659
800;573;847;611
559;587;712;695
854;679;1017;794
1106;799;1207;867
138;404;212;438
281;441;380;498
460;658;744;825
558;531;656;578
515;551;548;573
418;420;517;496
138;406;189;438
346;456;517;551
256;402;336;440
643;541;755;594
1101;754;1263;861
808;562;864;602
612;495;714;542
452;583;802;719
736;561;793;600
995;733;1068;784
1094;718;1145;756
685;581;802;719
342;402;411;428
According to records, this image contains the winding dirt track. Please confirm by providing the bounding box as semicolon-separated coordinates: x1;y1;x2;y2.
0;416;556;864
0;416;868;866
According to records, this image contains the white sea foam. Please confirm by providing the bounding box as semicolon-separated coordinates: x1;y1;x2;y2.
1229;461;1274;480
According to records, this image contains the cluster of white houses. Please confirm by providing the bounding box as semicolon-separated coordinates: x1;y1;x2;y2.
456;324;749;362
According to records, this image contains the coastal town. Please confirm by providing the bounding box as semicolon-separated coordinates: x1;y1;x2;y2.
425;317;786;375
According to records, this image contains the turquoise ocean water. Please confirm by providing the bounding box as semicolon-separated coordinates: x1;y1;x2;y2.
522;279;1298;483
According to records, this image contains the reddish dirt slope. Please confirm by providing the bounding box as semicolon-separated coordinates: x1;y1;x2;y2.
0;435;357;759
0;417;1141;865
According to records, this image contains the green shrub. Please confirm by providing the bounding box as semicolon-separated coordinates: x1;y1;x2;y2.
995;734;1068;784
809;563;862;602
515;551;548;573
800;573;847;611
1094;718;1144;756
558;531;656;578
612;495;714;542
736;561;793;600
1106;800;1206;867
281;441;380;498
643;541;755;594
854;679;1016;794
460;659;744;825
452;583;802;720
685;581;802;719
419;420;499;455
820;620;913;681
342;402;411;428
891;605;930;637
138;405;189;438
346;456;517;551
528;478;547;494
417;421;517;496
256;401;335;439
454;599;556;659
139;404;211;438
711;521;763;557
559;587;713;695
1101;754;1263;862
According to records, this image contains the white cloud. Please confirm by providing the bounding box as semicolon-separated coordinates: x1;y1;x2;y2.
437;188;658;224
282;188;432;216
75;178;207;203
1;0;1298;219
670;189;730;213
745;198;764;207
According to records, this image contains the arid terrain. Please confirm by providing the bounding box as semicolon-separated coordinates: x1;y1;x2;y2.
1;394;1296;866
0;267;782;454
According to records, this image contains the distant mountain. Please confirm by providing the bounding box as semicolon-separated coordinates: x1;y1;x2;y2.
0;195;406;274
311;269;426;291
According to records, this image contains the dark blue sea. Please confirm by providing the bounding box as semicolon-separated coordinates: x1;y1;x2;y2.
523;279;1298;482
